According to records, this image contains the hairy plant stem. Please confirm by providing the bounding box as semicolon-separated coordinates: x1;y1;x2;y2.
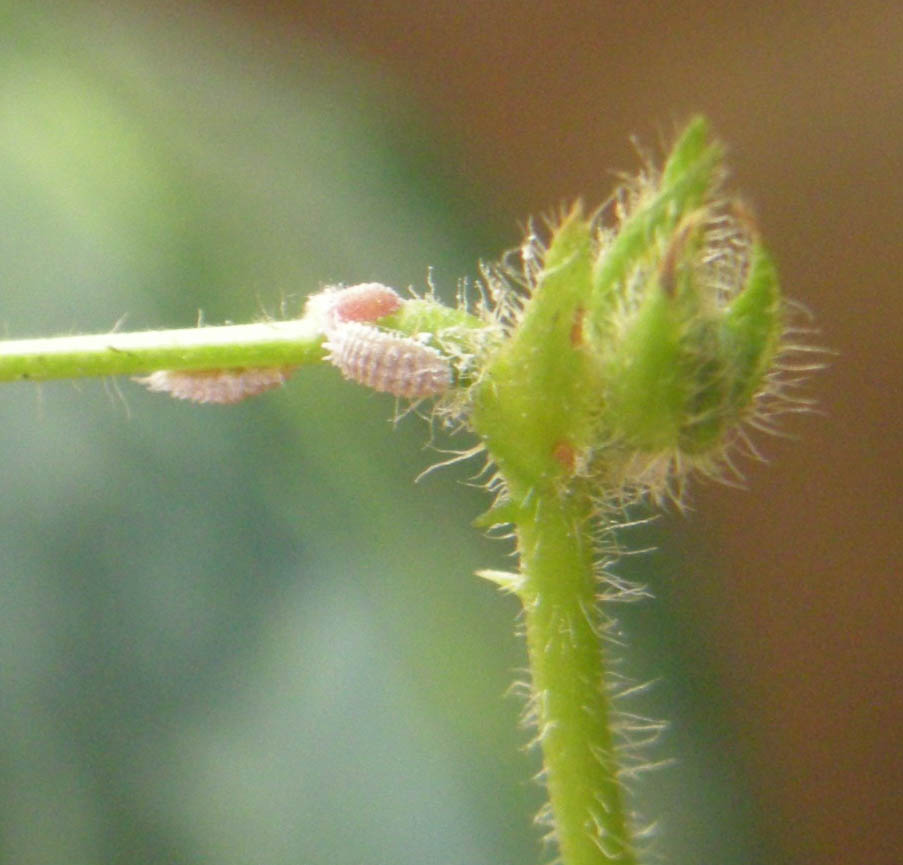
0;319;325;382
515;487;637;865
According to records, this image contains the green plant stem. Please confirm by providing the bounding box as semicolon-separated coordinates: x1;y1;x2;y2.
515;488;637;865
0;319;325;382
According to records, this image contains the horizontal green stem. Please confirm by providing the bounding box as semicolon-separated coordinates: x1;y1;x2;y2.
0;319;325;382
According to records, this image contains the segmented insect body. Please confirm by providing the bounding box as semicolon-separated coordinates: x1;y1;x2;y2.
136;367;297;404
325;322;452;398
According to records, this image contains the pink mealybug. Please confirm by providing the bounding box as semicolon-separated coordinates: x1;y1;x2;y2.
329;282;402;324
306;282;402;330
324;322;452;398
136;366;297;404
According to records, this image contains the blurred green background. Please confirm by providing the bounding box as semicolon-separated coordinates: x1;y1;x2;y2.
1;3;899;865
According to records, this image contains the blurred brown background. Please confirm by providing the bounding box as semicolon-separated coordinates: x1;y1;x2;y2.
224;2;902;863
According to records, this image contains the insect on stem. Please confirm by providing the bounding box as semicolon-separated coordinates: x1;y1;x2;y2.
324;322;452;399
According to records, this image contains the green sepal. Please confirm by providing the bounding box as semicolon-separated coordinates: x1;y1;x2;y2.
660;115;715;190
603;247;740;458
472;500;520;529
604;280;686;451
721;244;782;411
589;115;723;328
674;316;729;454
471;207;598;493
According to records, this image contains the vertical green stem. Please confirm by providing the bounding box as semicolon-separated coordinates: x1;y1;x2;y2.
516;491;637;865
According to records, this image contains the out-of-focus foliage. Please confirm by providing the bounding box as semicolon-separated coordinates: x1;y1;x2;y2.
0;4;765;864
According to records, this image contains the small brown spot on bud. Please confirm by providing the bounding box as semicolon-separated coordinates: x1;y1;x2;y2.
570;307;586;347
551;440;577;473
659;215;700;298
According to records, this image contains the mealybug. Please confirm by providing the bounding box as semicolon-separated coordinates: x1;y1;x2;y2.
136;366;297;404
324;322;452;398
306;282;402;329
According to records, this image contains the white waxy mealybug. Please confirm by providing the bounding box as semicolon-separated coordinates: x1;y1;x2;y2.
306;282;402;329
325;322;452;398
136;366;297;404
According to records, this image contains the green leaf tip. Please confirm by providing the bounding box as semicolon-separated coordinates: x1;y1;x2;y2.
722;243;783;409
475;568;526;595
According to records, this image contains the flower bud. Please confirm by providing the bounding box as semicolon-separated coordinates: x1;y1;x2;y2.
470;117;791;503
